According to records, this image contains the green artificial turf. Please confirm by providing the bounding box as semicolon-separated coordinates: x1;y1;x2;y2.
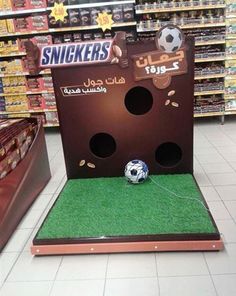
36;174;216;240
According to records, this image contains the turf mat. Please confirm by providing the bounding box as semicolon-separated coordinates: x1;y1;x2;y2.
36;174;216;240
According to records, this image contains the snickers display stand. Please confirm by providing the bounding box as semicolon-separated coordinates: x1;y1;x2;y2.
0;119;51;251
29;27;224;256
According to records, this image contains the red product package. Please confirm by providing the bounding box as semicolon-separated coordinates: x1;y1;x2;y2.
30;14;48;31
28;0;47;9
14;17;31;32
11;0;30;11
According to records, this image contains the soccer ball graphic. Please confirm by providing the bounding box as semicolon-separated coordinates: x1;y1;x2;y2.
156;26;184;53
124;160;149;184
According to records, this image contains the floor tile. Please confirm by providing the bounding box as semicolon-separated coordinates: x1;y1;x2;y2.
200;163;234;174
0;253;19;287
7;252;62;282
104;278;159;296
212;274;236;296
106;253;157;278
196;154;226;164
17;209;42;229
207;201;231;220
159;275;216;296
204;243;236;274
0;281;52;296
200;187;221;202
30;194;54;211
156;252;209;277
207;173;236;186
56;255;108;280
216;220;236;244
215;185;236;201
230;161;236;170
50;280;104;296
2;229;32;253
193;172;211;186
224;201;236;220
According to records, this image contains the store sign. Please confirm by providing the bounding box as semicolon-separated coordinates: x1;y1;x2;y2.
96;11;114;32
50;3;68;22
132;49;187;89
25;32;128;75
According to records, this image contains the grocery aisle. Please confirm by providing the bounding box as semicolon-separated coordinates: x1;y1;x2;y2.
1;118;236;296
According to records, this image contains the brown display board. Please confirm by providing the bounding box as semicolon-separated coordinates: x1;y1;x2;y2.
50;37;194;179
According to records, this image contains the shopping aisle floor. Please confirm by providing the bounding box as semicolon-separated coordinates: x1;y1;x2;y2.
1;118;236;296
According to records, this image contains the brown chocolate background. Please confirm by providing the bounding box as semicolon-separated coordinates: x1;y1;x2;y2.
52;37;194;179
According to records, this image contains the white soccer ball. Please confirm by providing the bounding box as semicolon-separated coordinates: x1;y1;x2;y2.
156;26;183;53
124;160;149;184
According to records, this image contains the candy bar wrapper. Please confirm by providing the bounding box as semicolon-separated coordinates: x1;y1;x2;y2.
25;32;128;75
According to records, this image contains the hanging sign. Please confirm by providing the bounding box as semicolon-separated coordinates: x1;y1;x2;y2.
96;11;114;32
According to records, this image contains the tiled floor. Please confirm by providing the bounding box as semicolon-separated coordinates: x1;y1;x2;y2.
1;118;236;296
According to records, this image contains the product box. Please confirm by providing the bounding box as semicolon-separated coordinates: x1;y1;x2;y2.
42;93;56;109
28;0;46;9
68;9;80;26
30;14;48;31
27;94;44;110
14;17;31;32
1;0;13;10
11;0;30;10
26;77;42;92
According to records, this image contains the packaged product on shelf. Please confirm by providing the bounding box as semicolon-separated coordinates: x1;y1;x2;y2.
6;19;15;33
112;5;123;23
226;40;236;57
5;95;28;112
31;112;46;124
73;32;82;42
60;12;70;28
83;33;93;41
0;59;23;74
93;32;103;40
45;111;58;125
47;0;68;7
68;9;81;26
225;79;236;94
26;77;41;91
41;76;53;90
63;34;73;43
52;35;63;44
32;35;52;46
123;3;134;22
0;40;20;56
48;14;61;28
0;97;5;111
80;8;91;26
42;93;56;109
1;0;12;11
30;14;48;31
0;20;9;34
226;60;236;75
11;0;30;10
14;17;31;32
28;0;46;9
27;94;44;110
90;7;101;26
225;100;236;111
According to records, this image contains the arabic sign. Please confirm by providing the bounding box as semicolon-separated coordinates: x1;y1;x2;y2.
132;49;187;89
60;76;126;97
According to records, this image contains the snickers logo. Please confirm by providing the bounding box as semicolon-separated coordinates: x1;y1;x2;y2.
40;40;112;68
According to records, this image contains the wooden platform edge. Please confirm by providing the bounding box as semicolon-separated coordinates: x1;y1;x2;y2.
31;239;224;255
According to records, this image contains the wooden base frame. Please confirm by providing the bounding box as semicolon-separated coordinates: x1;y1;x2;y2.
31;239;224;255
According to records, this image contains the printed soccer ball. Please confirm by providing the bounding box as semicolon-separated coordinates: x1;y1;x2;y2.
124;160;149;184
156;26;184;53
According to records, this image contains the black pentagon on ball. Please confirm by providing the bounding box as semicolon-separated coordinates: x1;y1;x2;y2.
131;160;139;164
172;46;179;52
166;34;174;43
179;32;182;40
138;178;144;183
131;169;137;176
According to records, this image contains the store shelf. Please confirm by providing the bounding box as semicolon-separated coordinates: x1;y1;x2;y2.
0;109;57;115
1;21;137;38
137;22;226;32
0;30;49;38
194;111;224;118
0;70;51;78
43;123;59;127
195;40;225;46
0;90;54;97
194;90;225;96
0;52;26;58
225;110;236;115
224;94;236;100
194;73;226;80
0;8;46;17
195;57;225;63
226;55;236;61
135;3;225;14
